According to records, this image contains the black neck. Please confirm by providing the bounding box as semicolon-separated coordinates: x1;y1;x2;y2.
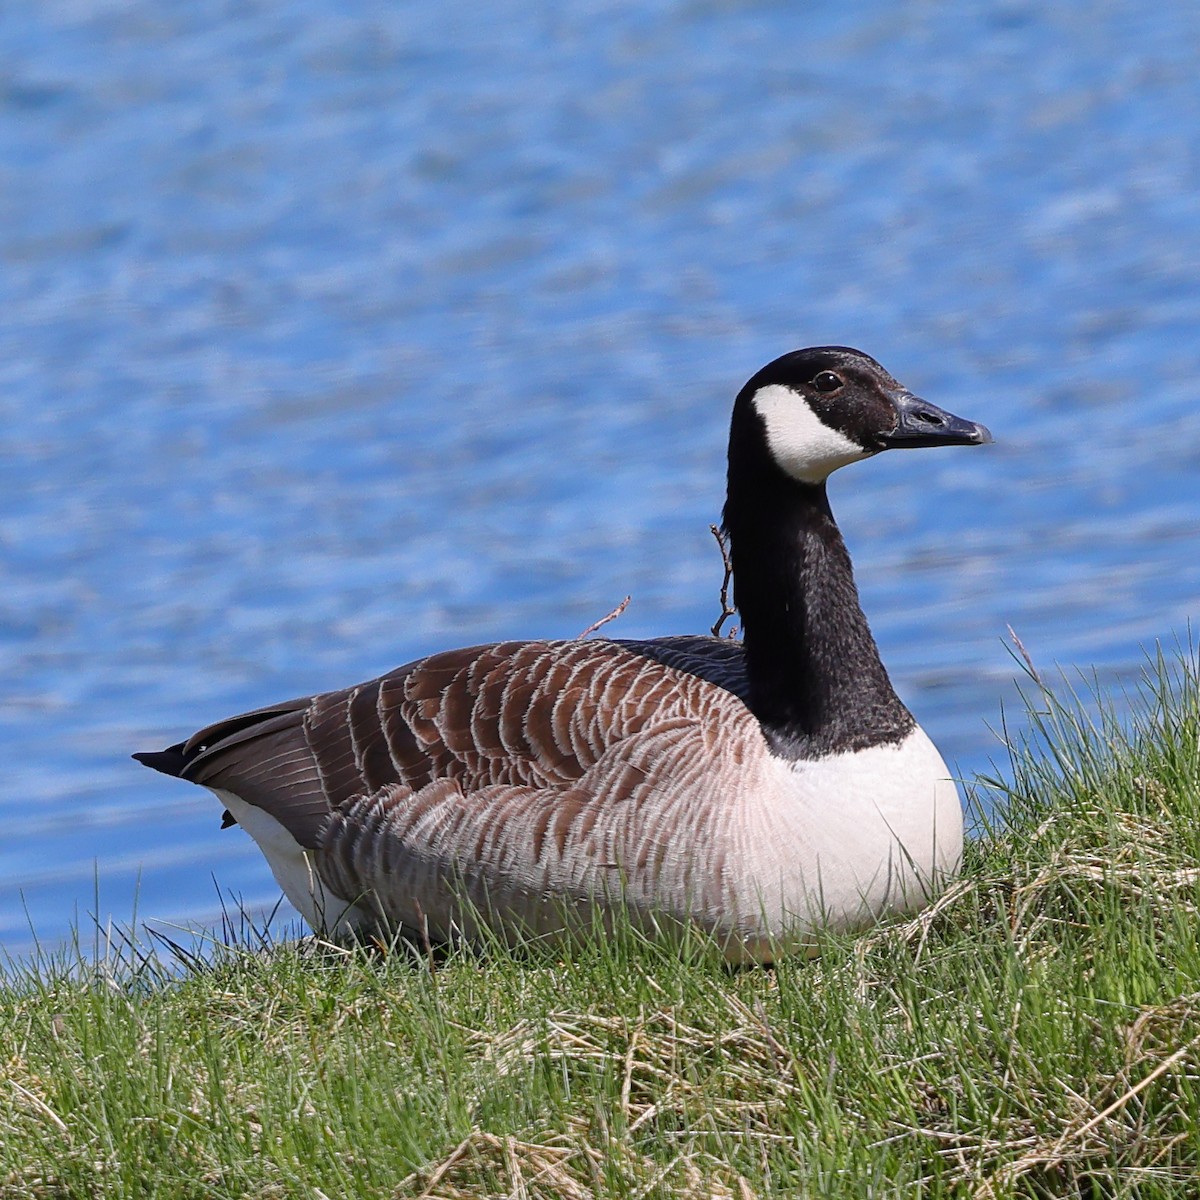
723;467;914;758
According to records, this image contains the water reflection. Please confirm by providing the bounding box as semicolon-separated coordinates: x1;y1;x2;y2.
2;0;1198;956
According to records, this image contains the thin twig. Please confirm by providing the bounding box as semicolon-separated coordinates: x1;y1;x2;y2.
577;595;631;640
709;524;739;638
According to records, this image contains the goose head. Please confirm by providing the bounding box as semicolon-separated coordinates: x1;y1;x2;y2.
729;346;992;488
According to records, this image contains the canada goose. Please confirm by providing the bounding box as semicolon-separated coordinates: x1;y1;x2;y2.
135;346;991;962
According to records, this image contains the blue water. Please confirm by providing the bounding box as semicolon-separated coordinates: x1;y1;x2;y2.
2;1;1199;958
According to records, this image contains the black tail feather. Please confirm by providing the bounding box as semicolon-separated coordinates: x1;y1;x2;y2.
132;746;188;778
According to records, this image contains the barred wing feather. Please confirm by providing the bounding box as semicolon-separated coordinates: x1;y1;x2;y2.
176;636;760;939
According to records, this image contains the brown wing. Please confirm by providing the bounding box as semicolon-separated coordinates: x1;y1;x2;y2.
172;636;754;850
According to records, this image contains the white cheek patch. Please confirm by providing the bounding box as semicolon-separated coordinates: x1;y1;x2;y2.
751;384;872;483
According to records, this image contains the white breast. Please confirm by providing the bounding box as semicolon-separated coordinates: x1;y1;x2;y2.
721;727;962;956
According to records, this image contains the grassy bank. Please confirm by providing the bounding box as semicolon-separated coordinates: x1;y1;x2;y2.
4;650;1200;1198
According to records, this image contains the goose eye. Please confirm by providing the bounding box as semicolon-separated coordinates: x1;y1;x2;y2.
812;371;843;393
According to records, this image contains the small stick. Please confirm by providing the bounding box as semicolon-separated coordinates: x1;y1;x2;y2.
577;595;631;640
709;524;739;638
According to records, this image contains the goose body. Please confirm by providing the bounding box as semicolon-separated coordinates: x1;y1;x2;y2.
136;347;990;962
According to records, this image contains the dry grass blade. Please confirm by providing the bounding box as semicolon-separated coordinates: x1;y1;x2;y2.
972;1034;1200;1197
392;1129;754;1200
478;1002;801;1156
395;1131;587;1200
7;1081;69;1140
1006;624;1043;688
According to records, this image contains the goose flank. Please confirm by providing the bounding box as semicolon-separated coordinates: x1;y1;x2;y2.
135;346;991;962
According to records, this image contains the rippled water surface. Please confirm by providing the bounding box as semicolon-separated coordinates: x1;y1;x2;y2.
3;1;1199;957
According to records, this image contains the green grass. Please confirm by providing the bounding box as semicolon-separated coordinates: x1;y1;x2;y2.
4;646;1200;1198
